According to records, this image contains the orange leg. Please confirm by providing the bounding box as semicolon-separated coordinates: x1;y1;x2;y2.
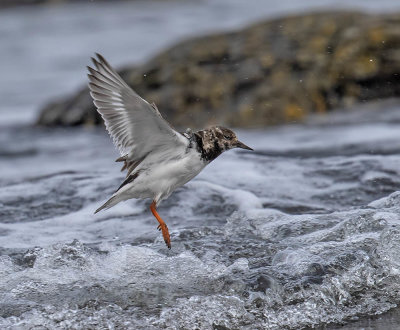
150;201;171;249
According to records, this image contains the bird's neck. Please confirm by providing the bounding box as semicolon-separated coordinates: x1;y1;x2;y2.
194;130;223;162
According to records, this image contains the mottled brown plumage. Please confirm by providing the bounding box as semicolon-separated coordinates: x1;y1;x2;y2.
194;126;252;162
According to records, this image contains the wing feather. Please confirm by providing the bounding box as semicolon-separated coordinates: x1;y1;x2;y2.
88;53;188;161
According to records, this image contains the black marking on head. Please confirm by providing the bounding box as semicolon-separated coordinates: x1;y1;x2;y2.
194;126;238;162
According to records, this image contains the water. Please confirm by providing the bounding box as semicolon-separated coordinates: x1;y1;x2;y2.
1;100;400;328
3;1;400;328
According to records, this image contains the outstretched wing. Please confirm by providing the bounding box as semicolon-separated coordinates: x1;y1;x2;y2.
87;53;188;165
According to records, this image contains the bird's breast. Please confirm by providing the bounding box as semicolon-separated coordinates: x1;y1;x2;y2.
129;149;205;195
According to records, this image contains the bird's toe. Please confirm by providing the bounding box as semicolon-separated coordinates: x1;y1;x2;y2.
158;223;171;249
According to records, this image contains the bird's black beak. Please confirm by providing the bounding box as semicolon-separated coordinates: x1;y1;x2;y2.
236;141;253;151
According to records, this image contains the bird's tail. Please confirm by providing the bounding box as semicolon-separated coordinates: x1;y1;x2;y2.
94;195;120;214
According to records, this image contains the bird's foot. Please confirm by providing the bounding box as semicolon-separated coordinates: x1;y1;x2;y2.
157;223;171;249
150;201;171;249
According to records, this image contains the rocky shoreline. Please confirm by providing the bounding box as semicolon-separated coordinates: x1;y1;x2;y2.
37;11;400;128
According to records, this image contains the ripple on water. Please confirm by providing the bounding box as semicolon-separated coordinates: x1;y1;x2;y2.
1;191;400;329
3;103;400;328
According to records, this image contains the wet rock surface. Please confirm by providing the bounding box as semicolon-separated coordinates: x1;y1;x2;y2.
37;11;400;128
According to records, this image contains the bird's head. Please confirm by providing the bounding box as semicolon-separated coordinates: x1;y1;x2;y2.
195;126;253;161
212;126;253;152
212;126;253;151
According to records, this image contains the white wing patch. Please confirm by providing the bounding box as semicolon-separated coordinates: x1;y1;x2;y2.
87;53;188;162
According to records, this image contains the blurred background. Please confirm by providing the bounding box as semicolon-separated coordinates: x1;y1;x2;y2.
1;0;400;127
2;0;400;329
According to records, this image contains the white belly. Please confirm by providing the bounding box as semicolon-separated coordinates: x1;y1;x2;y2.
118;148;206;203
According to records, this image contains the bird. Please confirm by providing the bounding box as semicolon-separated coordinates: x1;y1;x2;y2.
88;53;253;249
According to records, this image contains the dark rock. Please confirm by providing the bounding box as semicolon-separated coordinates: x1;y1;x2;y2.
37;11;400;128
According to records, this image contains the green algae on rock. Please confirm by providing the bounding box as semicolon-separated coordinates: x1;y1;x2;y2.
37;11;400;128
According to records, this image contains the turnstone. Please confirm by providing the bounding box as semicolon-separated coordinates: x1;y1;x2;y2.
88;53;253;248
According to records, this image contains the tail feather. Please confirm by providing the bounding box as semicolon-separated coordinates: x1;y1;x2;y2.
94;195;119;214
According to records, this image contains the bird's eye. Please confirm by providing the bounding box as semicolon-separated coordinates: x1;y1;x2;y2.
224;135;232;140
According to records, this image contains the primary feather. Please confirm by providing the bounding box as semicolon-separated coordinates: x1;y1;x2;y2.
87;53;188;164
